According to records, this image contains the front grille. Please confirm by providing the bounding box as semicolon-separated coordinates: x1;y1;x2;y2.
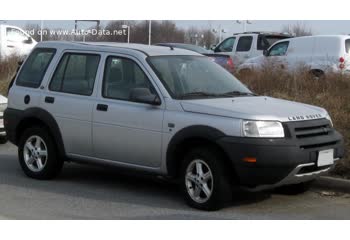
294;124;330;138
284;119;339;150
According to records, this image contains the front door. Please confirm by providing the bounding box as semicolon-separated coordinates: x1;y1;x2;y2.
92;55;164;168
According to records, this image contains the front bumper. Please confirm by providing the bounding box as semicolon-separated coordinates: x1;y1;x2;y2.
217;119;344;189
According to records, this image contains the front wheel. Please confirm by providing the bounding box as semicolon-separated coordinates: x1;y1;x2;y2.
181;147;232;211
18;127;63;180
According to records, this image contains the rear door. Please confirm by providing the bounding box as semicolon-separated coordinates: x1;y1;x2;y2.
41;51;101;157
234;35;254;65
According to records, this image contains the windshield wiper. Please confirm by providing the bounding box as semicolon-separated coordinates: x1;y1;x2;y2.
179;91;219;99
219;91;258;97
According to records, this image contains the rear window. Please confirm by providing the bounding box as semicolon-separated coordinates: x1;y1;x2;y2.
16;48;56;88
346;39;350;53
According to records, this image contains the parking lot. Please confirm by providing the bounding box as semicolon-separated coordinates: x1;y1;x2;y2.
0;142;349;219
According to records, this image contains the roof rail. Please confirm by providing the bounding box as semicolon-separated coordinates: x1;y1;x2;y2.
232;31;292;36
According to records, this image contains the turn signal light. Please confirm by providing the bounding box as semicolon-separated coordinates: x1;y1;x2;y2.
242;157;257;163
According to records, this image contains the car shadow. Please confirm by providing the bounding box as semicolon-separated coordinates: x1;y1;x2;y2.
0;149;272;213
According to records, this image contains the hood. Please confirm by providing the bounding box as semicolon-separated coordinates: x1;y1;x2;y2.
180;96;327;122
0;95;7;104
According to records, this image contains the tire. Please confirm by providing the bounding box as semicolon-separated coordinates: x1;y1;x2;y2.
181;147;232;211
276;180;314;195
0;136;7;144
18;126;63;180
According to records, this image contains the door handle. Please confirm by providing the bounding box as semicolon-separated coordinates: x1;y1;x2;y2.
7;45;15;48
45;96;55;104
96;104;108;112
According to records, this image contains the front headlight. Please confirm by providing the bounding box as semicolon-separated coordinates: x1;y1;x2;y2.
0;103;7;113
325;114;333;127
242;120;285;138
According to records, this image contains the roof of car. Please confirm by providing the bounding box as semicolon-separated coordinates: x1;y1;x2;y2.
282;35;350;42
36;41;202;57
232;31;292;37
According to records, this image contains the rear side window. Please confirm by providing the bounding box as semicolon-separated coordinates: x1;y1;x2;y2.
16;48;56;88
346;39;350;53
236;36;253;52
49;53;100;96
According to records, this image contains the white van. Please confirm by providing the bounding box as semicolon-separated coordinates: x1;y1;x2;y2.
238;35;350;76
0;25;37;60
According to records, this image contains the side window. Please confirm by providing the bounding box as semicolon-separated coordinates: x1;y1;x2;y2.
257;35;270;50
215;37;236;52
103;56;155;102
6;27;28;42
49;53;100;96
268;41;289;56
236;36;253;52
346;39;350;53
16;48;56;88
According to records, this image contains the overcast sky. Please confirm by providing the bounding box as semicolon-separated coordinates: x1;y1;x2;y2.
2;20;350;38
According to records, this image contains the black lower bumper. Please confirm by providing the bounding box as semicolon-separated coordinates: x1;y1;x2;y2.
217;130;344;187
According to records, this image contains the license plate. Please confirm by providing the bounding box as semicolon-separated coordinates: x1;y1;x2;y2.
0;119;3;127
317;149;334;167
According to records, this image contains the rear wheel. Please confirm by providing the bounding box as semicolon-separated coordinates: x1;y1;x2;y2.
18;126;63;180
181;147;232;211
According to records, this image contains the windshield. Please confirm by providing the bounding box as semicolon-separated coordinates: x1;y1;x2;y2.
346;39;350;53
148;55;252;99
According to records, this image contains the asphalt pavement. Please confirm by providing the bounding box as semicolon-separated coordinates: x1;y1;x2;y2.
0;142;349;219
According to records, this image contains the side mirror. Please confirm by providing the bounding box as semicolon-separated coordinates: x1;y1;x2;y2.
210;44;217;51
130;88;161;106
263;49;268;56
23;37;33;44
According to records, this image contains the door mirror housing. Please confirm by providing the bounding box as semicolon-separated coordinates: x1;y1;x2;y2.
130;88;161;105
210;44;217;51
263;49;268;56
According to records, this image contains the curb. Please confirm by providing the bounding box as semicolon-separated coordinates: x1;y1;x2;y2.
313;176;350;194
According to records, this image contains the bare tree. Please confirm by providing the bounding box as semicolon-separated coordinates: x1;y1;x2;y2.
281;22;313;37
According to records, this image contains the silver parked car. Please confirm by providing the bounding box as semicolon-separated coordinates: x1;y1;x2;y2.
4;42;344;210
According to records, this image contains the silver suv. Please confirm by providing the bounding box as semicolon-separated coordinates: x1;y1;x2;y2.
4;42;344;210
